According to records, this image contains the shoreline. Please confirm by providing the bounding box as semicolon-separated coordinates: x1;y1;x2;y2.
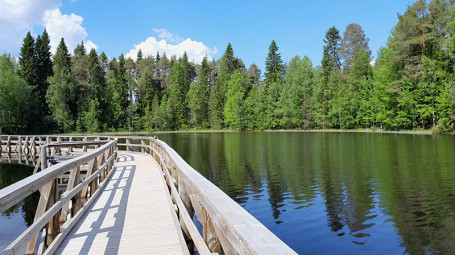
55;128;450;136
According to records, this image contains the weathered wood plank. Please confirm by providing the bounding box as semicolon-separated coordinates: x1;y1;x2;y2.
55;152;189;255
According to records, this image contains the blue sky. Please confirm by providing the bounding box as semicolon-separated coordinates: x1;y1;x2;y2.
1;0;410;71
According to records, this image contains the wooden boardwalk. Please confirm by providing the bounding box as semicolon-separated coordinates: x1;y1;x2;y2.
55;152;188;255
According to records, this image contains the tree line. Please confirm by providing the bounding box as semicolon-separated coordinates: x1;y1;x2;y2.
1;0;455;134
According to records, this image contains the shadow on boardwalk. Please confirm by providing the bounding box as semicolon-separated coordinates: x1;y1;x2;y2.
57;154;136;254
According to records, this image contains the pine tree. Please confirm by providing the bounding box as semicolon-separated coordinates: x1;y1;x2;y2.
340;23;370;72
264;40;284;87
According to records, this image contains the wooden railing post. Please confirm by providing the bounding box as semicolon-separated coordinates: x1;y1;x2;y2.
97;151;105;182
0;136;2;154
41;145;48;170
82;158;97;198
31;136;37;161
25;149;51;255
46;179;61;247
83;137;88;152
126;138;131;151
7;136;11;155
141;139;145;153
18;136;22;164
202;207;222;254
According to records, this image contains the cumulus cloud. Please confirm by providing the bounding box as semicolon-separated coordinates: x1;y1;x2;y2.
43;8;97;54
0;0;96;56
125;31;217;64
0;0;61;55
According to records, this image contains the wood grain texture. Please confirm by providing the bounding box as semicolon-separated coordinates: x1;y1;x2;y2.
55;152;188;255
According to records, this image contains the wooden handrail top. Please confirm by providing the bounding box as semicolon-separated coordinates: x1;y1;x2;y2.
0;139;117;213
47;141;109;147
112;136;154;140
0;135;111;139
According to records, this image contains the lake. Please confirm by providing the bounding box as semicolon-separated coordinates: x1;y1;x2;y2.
157;132;455;254
1;132;455;254
0;163;38;251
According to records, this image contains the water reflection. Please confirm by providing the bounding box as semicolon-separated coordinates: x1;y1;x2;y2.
158;132;455;254
0;163;39;250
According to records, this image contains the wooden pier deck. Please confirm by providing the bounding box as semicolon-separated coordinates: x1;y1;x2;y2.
55;152;187;255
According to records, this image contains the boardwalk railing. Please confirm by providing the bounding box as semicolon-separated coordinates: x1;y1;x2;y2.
0;137;117;255
116;136;296;255
0;136;111;166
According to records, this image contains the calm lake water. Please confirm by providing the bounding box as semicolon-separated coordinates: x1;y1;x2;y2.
0;163;38;251
1;132;455;254
157;132;455;255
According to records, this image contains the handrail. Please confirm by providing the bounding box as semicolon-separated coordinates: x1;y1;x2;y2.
149;137;297;255
0;138;117;255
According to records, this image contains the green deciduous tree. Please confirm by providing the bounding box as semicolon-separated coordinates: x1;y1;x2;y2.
224;71;247;130
0;55;33;133
279;56;314;128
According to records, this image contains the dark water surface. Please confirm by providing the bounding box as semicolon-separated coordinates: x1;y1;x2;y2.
0;164;39;251
157;132;455;255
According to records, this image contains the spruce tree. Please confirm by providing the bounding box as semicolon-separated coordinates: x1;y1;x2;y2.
18;32;37;90
35;29;53;114
47;38;77;132
211;43;239;128
322;26;342;83
137;49;143;62
187;56;210;128
264;40;284;87
168;58;189;128
83;49;106;131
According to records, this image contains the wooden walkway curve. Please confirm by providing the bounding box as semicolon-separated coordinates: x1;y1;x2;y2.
55;152;188;255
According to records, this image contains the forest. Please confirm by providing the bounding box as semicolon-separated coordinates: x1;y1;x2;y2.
1;0;455;134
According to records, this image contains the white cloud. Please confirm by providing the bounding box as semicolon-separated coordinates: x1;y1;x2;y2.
125;34;218;64
0;0;61;55
43;8;97;54
152;28;183;43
